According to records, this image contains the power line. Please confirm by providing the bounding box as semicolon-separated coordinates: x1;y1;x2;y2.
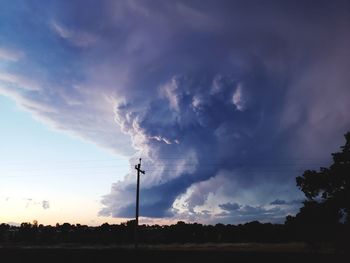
0;159;330;168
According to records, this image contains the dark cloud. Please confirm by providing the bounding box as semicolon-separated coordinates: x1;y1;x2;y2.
270;199;287;205
215;203;288;224
219;202;241;211
289;199;304;205
270;199;304;206
239;205;281;216
1;0;350;223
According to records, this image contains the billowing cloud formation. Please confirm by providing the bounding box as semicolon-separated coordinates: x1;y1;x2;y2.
1;0;350;223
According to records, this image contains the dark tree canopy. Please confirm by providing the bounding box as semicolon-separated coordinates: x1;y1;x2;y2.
295;132;350;224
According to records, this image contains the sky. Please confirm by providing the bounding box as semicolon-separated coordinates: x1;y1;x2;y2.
1;0;350;226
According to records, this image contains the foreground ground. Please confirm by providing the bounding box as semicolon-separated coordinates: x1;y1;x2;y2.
0;243;346;263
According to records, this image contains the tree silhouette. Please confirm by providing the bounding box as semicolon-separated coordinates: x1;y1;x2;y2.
285;132;350;248
295;132;350;225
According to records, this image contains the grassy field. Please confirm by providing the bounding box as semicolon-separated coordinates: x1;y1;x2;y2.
0;243;346;263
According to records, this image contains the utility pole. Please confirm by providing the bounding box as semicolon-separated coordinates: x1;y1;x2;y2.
134;158;145;249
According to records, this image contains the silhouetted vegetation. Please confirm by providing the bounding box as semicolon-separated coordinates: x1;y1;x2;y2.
0;219;347;246
286;132;350;248
0;220;287;245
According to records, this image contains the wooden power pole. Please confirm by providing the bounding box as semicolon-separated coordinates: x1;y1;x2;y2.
134;158;145;249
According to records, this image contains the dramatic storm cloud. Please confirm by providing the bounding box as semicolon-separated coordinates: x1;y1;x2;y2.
1;0;350;223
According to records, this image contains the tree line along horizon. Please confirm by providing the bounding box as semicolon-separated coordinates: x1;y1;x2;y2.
0;132;349;245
